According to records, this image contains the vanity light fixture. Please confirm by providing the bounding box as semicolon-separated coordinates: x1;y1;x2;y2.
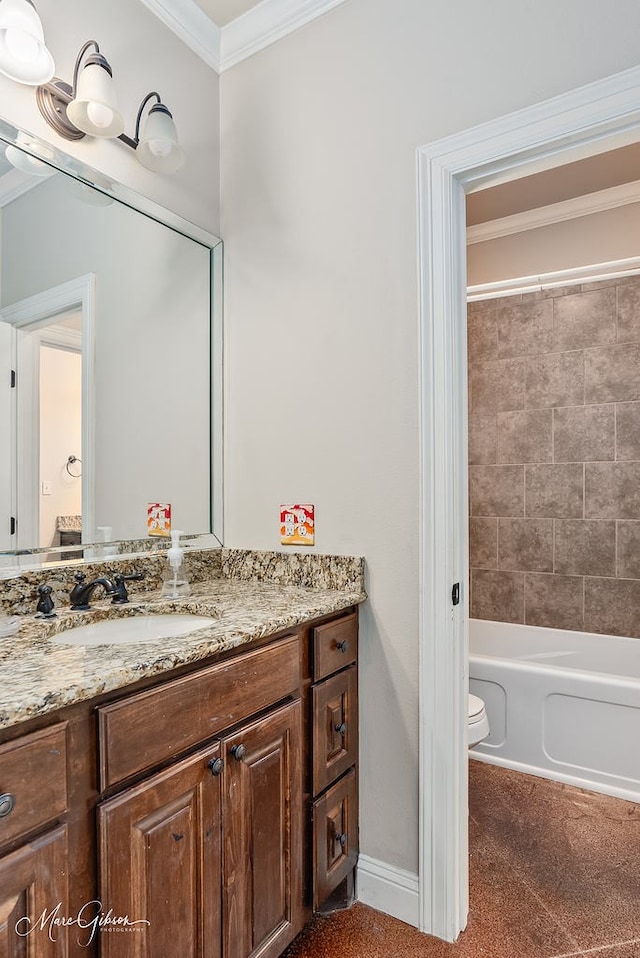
120;92;185;174
0;0;54;86
35;40;184;171
0;3;185;174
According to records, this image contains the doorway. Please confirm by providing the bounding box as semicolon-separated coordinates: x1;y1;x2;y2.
0;274;95;553
417;65;640;942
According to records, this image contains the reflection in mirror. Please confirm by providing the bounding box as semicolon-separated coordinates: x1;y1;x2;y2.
0;123;222;567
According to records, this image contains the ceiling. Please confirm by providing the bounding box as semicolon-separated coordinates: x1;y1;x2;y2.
194;0;264;27
467;141;640;225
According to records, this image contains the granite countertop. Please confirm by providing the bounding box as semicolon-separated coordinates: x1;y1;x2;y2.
0;551;366;732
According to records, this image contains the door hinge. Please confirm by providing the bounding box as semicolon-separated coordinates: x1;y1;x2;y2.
10;517;16;536
10;370;15;388
451;582;460;606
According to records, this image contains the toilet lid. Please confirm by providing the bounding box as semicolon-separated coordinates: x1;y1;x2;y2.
468;694;485;720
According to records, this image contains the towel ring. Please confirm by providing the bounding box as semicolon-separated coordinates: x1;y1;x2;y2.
66;455;82;478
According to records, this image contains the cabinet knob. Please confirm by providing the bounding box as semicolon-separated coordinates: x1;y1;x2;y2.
335;640;349;653
335;723;347;736
335;832;347;848
0;793;15;818
231;744;246;762
208;757;224;776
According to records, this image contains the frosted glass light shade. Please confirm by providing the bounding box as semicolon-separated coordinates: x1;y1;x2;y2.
0;0;54;85
137;105;185;173
67;60;124;138
5;143;54;176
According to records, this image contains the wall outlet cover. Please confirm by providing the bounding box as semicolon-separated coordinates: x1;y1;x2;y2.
280;504;314;546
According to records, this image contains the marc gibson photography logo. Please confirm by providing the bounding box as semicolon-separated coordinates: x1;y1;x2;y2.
15;901;150;947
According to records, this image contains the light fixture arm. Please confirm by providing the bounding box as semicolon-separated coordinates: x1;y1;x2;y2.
119;91;162;150
71;39;101;96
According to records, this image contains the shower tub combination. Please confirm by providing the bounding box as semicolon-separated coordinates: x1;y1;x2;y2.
469;619;640;803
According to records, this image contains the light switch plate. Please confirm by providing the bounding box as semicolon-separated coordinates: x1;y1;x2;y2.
42;480;52;496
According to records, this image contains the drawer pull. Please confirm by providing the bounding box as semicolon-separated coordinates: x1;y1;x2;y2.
0;793;15;818
335;832;347;848
208;758;224;776
335;723;347;736
335;640;349;653
231;744;246;762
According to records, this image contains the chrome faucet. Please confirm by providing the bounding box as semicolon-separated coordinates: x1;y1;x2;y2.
70;572;117;611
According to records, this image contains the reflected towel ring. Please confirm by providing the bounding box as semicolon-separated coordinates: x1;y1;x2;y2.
66;455;82;478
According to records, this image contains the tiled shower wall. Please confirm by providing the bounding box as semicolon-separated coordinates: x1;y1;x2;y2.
468;275;640;638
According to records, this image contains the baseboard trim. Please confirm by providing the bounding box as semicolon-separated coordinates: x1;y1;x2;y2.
356;854;419;928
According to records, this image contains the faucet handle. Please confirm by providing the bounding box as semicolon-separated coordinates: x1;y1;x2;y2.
111;571;144;605
36;583;56;619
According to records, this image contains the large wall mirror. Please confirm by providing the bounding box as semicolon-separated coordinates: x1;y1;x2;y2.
0;118;223;568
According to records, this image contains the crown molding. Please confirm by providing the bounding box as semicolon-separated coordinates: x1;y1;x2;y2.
137;0;348;73
467;256;640;301
137;0;221;72
467;178;640;245
0;167;43;207
220;0;348;71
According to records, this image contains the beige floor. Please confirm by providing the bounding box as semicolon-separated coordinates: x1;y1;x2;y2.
283;761;640;957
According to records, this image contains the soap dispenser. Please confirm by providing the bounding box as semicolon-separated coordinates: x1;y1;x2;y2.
161;530;190;598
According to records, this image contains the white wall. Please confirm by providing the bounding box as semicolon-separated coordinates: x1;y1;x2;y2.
468;203;640;285
0;0;219;234
220;0;640;879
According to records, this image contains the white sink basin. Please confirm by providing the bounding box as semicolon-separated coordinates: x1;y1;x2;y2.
51;613;217;647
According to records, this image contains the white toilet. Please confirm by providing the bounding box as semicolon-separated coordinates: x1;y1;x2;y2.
468;693;489;747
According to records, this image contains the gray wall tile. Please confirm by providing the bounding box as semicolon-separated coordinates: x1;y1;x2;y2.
470;359;526;415
617;521;640;579
470;465;524;517
525;352;584;409
525;573;584;630
497;409;552;463
468;300;497;362
498;518;553;572
617;283;640;343
584;344;640;403
525;464;584;518
553;287;616;350
471;569;524;623
616;402;640;460
470;517;498;569
554;519;616;576
553;405;615;462
585;462;640;518
584;577;640;637
469;415;497;465
496;299;553;359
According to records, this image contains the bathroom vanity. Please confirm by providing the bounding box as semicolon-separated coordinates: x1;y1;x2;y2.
0;549;364;958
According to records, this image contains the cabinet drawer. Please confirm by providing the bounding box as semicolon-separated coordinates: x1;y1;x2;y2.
312;768;358;909
0;724;68;850
312;666;358;795
313;613;357;681
99;634;301;789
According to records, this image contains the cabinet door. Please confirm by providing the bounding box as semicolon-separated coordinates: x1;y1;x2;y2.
98;744;222;958
0;824;69;957
222;700;302;958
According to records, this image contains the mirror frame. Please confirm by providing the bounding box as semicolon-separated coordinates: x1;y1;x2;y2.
0;115;223;567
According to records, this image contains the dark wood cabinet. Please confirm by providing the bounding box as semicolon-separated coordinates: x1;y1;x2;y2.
308;612;359;909
98;743;223;958
221;700;302;958
0;824;69;957
0;607;359;958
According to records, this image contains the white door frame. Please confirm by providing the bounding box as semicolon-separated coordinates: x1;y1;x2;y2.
417;64;640;941
1;274;96;549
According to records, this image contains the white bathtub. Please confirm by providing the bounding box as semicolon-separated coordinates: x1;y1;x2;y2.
469;619;640;802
